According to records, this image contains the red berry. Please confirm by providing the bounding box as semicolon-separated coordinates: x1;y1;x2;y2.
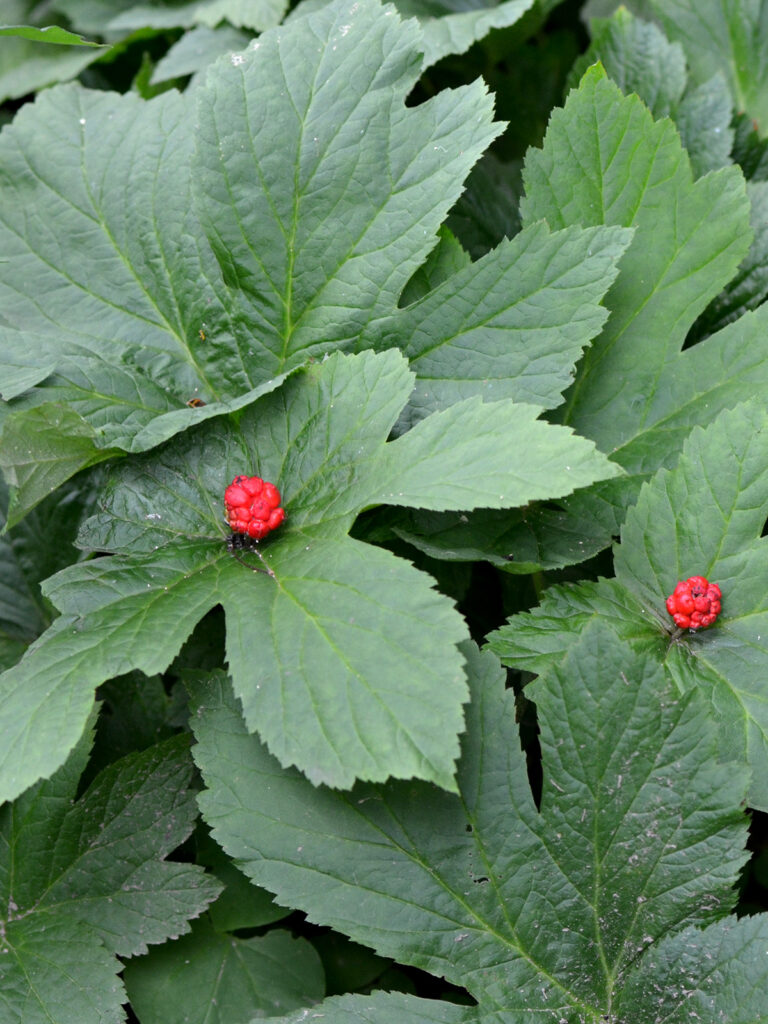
665;576;721;630
224;475;285;541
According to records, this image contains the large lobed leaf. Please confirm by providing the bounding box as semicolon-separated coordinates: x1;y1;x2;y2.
489;401;768;811
388;62;765;572
0;0;491;521
188;626;766;1022
0;0;632;528
0;725;220;1024
0;349;621;803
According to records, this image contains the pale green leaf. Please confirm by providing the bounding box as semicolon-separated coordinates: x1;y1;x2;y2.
376;396;623;510
486;577;663;673
149;24;252;84
0;354;56;401
581;0;655;20
193;0;287;30
222;533;468;791
0;33;101;102
107;0;287;32
674;73;734;176
290;0;536;67
615;402;768;810
50;0;136;34
0;544;222;802
395;0;534;67
193;2;498;370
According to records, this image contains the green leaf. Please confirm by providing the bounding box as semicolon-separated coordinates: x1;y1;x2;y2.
49;0;135;34
487;577;662;673
0;353;56;401
0;732;221;1024
511;63;766;563
0;405;124;531
394;0;535;67
0;349;621;801
193;0;499;371
0;918;124;1024
375;395;624;511
691;181;768;338
1;0;504;521
615;916;768;1023
123;920;324;1024
106;0;288;32
290;0;538;68
490;401;768;811
382;503;617;573
399;226;471;307
674;72;734;177
314;932;388;995
570;7;734;177
382;220;633;428
0;474;99;655
732;109;768;179
0;23;105;44
568;7;688;116
268;991;470;1024
0;33;103;102
149;24;252;84
189;626;752;1021
1;0;630;533
582;0;655;18
446;153;523;260
648;0;768;134
196;825;288;930
88;674;180;775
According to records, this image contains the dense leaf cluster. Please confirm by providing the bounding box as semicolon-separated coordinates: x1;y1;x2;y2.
2;0;768;1021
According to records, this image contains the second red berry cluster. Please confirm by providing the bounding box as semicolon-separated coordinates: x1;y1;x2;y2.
224;475;285;540
666;576;721;630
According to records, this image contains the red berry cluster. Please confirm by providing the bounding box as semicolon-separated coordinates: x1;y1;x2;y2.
224;475;285;540
666;576;721;630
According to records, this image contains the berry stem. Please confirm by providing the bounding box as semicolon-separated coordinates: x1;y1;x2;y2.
229;550;272;576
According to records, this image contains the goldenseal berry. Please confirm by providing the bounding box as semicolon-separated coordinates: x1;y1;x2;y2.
224;475;285;540
665;576;721;630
